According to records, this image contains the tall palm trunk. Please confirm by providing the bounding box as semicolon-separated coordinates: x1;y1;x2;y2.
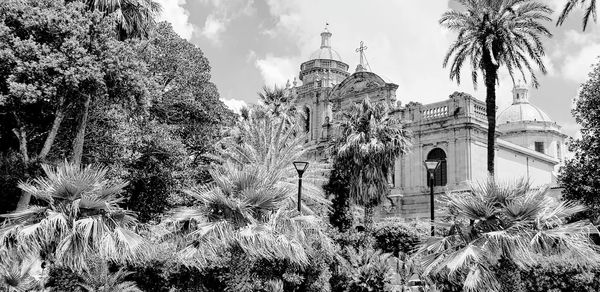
484;64;498;175
72;94;91;166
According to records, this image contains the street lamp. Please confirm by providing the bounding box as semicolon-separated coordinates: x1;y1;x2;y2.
293;161;309;213
424;159;441;236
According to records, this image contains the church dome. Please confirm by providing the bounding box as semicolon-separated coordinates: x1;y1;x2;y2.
308;26;344;62
309;47;343;62
497;83;553;124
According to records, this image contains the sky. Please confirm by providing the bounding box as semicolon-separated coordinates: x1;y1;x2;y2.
155;0;600;138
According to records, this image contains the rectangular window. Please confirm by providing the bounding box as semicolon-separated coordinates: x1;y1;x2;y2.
535;142;544;154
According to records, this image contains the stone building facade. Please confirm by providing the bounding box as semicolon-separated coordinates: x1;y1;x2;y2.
285;27;568;218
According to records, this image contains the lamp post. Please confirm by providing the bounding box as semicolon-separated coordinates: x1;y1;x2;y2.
424;159;441;236
293;161;309;213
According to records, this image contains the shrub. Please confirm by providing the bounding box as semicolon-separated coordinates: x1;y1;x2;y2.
372;221;422;257
332;248;394;292
520;257;600;292
46;267;83;292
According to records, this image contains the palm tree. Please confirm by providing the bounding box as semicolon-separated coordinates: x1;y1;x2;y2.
0;252;42;292
334;98;411;229
415;178;600;292
0;162;146;272
70;0;161;40
440;0;552;174
79;260;141;292
557;0;598;31
257;85;304;129
169;116;333;267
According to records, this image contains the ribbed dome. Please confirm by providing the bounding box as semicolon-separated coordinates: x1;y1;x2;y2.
497;103;553;124
308;26;344;62
498;83;554;124
309;47;343;62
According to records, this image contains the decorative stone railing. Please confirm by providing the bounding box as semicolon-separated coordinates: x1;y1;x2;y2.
422;105;449;120
401;93;488;124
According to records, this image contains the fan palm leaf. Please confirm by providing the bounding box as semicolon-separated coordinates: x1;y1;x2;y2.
0;162;145;272
415;177;600;291
73;0;161;40
169;114;333;268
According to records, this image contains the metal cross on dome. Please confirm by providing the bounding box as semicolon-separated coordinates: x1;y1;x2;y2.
355;41;370;71
356;41;368;63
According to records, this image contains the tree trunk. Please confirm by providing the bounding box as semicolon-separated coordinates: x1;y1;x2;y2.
71;95;91;166
12;126;31;210
12;127;29;163
39;102;65;161
484;66;498;175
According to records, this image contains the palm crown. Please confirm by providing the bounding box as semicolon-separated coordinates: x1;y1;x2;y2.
170;113;332;267
441;0;552;87
74;0;161;39
334;98;410;208
557;0;598;31
415;178;600;292
440;0;552;174
0;162;145;271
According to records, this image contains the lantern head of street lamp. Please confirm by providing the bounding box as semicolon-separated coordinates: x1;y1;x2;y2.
423;159;441;174
293;161;309;177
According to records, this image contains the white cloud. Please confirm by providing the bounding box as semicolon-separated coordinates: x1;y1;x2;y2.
221;98;248;114
198;0;256;45
555;30;600;83
155;0;194;40
563;44;600;82
201;15;226;45
254;55;299;87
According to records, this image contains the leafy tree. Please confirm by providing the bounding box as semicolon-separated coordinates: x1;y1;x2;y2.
141;22;236;183
415;178;600;292
0;162;146;272
325;155;353;232
0;0;151;209
557;0;598;31
440;0;552;174
559;60;600;223
69;0;161;40
333;98;410;229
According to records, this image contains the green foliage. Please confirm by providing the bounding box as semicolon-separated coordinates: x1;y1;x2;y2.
0;162;146;271
415;178;600;292
46;267;83;292
325;156;353;232
169;115;332;268
557;0;598;31
70;0;162;40
333;248;394;292
333;98;410;227
559;60;600;224
79;260;142;292
520;256;600;292
372;221;422;257
440;0;552;174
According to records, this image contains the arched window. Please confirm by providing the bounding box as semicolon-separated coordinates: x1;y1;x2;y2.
426;148;447;187
304;107;311;133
